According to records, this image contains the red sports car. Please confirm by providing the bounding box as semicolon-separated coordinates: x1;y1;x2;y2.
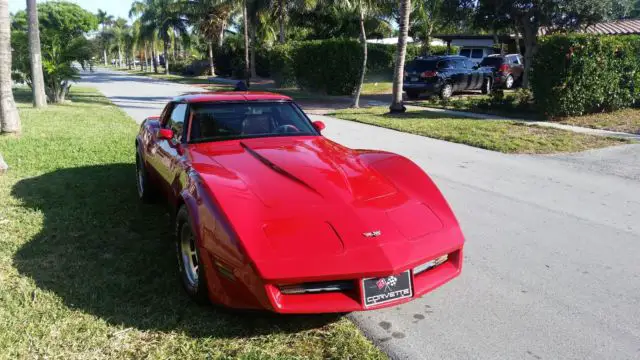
135;92;465;313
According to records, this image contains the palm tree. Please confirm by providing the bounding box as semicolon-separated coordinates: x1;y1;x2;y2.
243;0;250;85
186;0;235;76
272;0;316;43
97;9;114;65
136;0;188;75
111;18;129;67
389;0;411;113
0;0;20;138
335;0;391;108
26;0;47;108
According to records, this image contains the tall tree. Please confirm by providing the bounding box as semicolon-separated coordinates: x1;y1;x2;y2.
26;0;47;108
97;9;114;65
389;0;411;113
243;0;251;86
335;0;392;108
272;0;317;43
136;0;188;75
185;0;235;76
0;0;20;137
476;0;610;88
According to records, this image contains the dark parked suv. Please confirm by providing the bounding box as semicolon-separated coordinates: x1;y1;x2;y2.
478;54;524;89
403;55;494;100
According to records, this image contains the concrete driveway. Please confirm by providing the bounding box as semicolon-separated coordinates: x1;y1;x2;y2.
80;69;640;360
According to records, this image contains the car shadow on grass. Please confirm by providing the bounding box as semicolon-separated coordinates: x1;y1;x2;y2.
12;163;340;338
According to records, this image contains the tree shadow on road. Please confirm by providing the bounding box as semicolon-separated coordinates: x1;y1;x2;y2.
12;164;340;339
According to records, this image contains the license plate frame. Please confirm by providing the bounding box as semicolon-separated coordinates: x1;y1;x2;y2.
361;270;413;308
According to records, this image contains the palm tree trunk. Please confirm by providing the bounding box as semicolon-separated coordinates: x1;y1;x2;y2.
351;3;367;109
26;0;47;108
243;0;250;87
142;45;146;71
250;27;257;78
103;48;108;66
389;0;411;113
163;40;170;75
0;152;7;173
218;21;225;48
118;47;123;67
208;42;215;76
152;46;158;73
278;0;285;44
514;22;521;55
0;0;20;134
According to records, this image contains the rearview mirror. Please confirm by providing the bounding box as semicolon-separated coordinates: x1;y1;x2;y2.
158;128;173;140
313;121;326;132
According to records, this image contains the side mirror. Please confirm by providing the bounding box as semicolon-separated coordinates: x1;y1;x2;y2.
158;128;174;140
312;121;326;132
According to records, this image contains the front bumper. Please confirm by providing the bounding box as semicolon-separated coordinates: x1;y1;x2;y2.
264;248;463;313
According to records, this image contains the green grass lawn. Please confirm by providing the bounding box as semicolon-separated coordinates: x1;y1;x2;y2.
0;87;385;359
557;108;640;135
330;107;627;154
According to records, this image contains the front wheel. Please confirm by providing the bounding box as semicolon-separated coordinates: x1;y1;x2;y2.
175;206;210;304
440;83;453;99
481;78;492;94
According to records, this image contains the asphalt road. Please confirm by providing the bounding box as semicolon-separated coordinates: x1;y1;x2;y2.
80;69;640;360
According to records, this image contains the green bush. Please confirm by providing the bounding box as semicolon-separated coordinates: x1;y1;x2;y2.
292;39;363;95
269;43;297;87
531;34;640;117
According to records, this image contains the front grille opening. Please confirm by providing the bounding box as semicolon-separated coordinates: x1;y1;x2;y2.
279;280;354;295
413;254;449;276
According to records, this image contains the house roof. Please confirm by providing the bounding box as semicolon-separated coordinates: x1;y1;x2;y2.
539;19;640;36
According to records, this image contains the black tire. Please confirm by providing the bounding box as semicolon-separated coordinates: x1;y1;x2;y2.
440;83;453;99
504;75;514;89
135;151;155;203
481;78;492;94
175;206;210;304
406;91;420;100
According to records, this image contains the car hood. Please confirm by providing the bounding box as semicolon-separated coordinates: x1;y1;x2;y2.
189;136;460;279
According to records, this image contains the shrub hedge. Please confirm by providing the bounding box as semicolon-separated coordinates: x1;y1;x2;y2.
293;39;363;95
531;34;640;117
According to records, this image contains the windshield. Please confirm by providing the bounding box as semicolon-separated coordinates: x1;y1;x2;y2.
188;102;317;143
459;49;471;58
480;57;504;67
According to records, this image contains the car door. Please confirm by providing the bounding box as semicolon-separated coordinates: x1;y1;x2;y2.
464;59;481;89
449;59;469;91
153;102;188;201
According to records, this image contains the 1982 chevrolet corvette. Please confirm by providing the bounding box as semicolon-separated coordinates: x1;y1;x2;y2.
135;92;465;313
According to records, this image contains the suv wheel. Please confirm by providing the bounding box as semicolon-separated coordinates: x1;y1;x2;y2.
504;75;514;89
481;78;492;95
440;83;453;99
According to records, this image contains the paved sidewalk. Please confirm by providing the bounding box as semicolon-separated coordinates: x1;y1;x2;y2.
404;105;640;141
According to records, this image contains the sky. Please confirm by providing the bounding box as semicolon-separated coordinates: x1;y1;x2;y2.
8;0;133;20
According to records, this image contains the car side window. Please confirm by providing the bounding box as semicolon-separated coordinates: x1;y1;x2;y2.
166;103;188;142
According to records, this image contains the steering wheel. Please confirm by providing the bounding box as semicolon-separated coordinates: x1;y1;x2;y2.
275;124;300;134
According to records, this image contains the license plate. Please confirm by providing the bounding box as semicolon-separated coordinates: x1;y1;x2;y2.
362;270;413;307
410;77;418;82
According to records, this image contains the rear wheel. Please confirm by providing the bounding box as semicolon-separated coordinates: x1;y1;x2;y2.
504;75;514;89
440;83;453;99
481;78;492;94
135;151;154;203
406;91;420;100
175;206;210;304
